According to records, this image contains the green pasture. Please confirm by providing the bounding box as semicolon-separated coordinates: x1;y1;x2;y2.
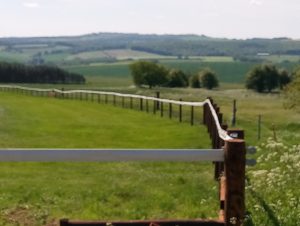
66;49;174;61
63;60;298;86
0;92;217;225
0;85;299;225
258;54;300;63
0;51;31;63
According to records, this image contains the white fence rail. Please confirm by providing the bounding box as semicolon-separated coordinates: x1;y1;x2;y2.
0;149;224;162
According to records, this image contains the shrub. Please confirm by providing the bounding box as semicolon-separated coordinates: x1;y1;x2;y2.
129;61;168;88
165;69;188;87
246;64;280;92
189;74;201;88
199;68;219;90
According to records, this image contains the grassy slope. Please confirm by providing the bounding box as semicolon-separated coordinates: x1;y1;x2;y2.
0;92;217;225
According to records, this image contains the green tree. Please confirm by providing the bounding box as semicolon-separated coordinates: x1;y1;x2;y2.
284;67;300;110
246;64;280;92
199;68;219;90
278;69;291;89
129;61;168;88
165;69;188;87
189;74;201;88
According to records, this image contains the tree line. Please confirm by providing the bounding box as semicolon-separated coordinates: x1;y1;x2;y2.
246;64;291;92
129;61;219;90
0;62;85;84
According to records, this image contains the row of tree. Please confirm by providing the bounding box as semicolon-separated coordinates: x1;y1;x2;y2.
0;62;85;84
246;64;291;92
129;61;219;89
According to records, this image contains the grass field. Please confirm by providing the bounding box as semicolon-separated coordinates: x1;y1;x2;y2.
258;54;300;63
0;92;218;225
63;60;299;86
0;86;299;225
66;49;175;61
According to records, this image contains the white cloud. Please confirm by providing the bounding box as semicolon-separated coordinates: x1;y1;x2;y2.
23;2;40;8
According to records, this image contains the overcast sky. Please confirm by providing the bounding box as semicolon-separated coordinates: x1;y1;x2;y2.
0;0;299;39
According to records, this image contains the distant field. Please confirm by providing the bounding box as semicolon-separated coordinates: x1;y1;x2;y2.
66;49;174;61
189;56;234;62
258;54;300;63
64;60;298;85
64;63;130;78
0;51;31;63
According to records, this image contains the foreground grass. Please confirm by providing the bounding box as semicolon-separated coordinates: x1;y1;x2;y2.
0;92;216;225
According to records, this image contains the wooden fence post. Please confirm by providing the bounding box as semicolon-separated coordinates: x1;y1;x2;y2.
169;103;172;119
231;99;237;127
224;138;246;226
191;106;194;126
140;98;143;111
160;102;163;117
258;115;262;140
146;99;149;113
122;96;125;108
203;102;207;125
179;99;182;122
60;219;69;226
156;91;160;110
130;97;133;109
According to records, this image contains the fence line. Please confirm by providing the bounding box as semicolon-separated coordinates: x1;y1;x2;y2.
0;85;232;141
0;84;245;226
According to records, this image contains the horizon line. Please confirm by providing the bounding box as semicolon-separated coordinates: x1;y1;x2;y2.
0;31;298;41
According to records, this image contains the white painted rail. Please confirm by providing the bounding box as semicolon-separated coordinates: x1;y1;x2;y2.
0;149;224;162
